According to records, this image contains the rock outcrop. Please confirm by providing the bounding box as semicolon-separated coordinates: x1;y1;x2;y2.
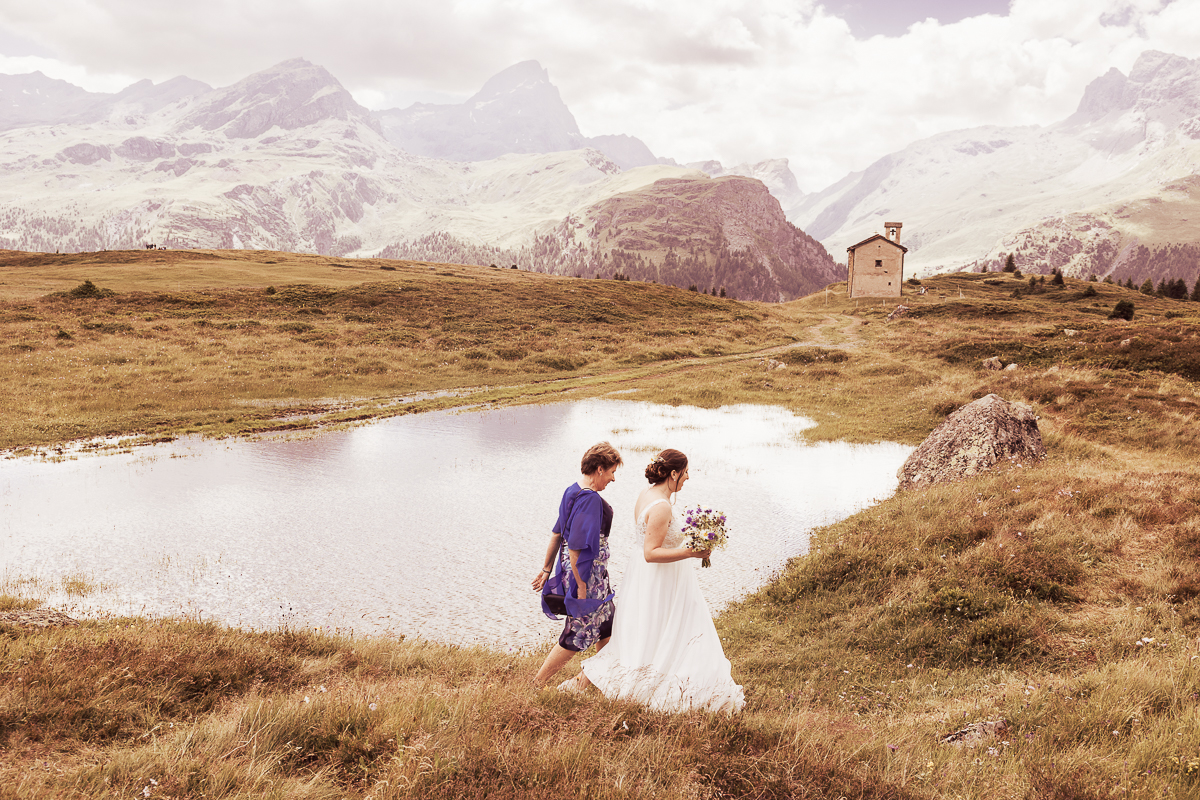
897;394;1045;491
570;175;844;301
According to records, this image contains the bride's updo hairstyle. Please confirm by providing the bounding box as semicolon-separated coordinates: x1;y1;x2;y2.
645;449;687;485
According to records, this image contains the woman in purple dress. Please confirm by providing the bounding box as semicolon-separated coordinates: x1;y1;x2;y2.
531;441;622;688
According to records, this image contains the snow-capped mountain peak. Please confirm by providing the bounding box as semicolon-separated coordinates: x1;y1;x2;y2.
470;60;557;105
181;58;382;139
790;49;1200;281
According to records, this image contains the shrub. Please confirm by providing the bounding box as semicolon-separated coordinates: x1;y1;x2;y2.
924;584;1005;621
907;277;922;285
62;280;115;299
1082;285;1098;298
1110;299;1135;321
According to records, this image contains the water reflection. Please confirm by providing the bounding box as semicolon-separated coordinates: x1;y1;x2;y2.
0;401;912;650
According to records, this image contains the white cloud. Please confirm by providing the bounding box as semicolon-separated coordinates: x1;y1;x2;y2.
1;0;1198;190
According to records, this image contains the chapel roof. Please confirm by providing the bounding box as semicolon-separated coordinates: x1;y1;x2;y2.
847;233;909;253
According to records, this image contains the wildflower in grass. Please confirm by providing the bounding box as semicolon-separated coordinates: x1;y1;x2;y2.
369;702;378;711
681;506;729;567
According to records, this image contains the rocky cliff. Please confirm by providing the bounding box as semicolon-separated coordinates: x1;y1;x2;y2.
543;175;842;301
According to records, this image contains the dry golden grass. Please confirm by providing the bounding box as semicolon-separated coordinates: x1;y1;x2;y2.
0;249;800;452
4;252;1200;798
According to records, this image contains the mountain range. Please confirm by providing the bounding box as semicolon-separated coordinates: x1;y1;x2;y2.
790;50;1200;284
0;59;838;302
5;50;1200;294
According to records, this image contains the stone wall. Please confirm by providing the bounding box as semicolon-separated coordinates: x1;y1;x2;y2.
848;238;903;298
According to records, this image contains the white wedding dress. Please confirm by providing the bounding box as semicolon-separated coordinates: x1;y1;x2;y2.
582;499;745;713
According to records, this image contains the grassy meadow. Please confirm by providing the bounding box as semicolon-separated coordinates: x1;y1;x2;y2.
3;250;1200;798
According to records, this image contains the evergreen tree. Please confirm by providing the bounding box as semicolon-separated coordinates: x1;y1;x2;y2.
1191;276;1200;302
1155;277;1167;296
1125;277;1135;290
1110;299;1135;321
1140;278;1155;295
1051;269;1064;286
1003;254;1016;273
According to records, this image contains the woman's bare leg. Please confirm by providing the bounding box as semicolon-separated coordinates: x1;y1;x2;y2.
535;645;576;684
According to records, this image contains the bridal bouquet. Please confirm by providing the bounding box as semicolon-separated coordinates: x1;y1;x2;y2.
681;507;728;567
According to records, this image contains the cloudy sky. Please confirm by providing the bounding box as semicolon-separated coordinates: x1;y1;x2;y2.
1;0;1198;191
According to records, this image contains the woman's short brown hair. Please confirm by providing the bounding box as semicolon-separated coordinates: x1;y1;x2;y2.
581;441;623;475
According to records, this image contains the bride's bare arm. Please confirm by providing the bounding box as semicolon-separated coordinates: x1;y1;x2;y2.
643;504;709;563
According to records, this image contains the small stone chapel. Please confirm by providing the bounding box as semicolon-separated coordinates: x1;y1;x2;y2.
846;222;907;298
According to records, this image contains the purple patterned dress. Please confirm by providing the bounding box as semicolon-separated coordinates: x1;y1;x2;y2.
541;484;616;651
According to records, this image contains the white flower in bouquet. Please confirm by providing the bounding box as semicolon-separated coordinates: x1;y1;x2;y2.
681;507;729;567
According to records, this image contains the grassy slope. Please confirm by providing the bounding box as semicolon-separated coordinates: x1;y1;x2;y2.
0;248;797;452
3;255;1200;799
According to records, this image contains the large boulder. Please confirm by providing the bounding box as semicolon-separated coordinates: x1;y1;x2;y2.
897;394;1045;491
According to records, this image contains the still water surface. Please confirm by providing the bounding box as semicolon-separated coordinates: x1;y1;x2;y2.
0;401;911;650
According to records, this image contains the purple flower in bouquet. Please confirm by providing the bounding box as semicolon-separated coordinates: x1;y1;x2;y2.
680;506;729;567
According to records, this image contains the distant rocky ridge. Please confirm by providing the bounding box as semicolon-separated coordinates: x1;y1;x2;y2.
0;59;840;302
376;61;659;170
0;71;211;130
686;158;806;211
376;173;840;302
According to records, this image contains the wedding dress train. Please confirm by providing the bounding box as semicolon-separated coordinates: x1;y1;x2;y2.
582;499;744;713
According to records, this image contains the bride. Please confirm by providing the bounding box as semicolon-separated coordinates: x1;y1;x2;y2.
578;448;744;713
